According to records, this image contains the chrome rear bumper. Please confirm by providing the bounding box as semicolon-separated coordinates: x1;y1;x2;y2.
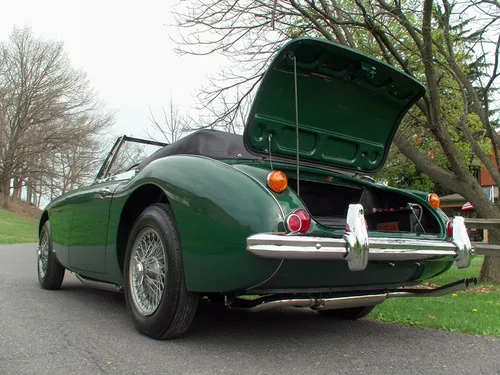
247;204;473;272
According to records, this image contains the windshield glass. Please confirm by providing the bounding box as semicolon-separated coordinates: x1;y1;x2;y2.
97;136;168;180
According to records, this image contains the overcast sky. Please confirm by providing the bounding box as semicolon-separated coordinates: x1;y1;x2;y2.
0;0;227;140
2;0;498;141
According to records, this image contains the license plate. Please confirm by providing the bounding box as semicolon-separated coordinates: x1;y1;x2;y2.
377;222;399;231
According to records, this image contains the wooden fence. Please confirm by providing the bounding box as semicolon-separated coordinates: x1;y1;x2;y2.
464;218;500;257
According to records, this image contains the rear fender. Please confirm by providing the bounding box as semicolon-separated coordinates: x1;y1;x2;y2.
116;155;284;292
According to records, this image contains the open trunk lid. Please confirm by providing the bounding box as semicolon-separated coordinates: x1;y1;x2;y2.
243;37;426;174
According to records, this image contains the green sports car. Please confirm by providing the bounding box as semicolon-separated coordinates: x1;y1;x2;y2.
37;37;476;340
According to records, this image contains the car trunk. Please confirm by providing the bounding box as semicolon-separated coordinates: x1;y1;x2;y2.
243;37;425;175
287;177;441;235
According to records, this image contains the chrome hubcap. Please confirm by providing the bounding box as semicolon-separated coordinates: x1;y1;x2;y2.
38;232;49;278
129;228;167;316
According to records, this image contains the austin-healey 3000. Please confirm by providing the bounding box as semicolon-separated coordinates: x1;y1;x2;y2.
37;37;476;340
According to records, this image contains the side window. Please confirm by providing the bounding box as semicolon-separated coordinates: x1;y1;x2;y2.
107;142;150;176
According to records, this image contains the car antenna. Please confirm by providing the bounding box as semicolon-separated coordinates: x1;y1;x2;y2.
268;133;273;170
289;50;300;196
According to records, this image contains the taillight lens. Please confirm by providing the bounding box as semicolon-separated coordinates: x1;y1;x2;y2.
446;220;453;238
286;209;311;233
267;170;288;193
286;214;302;232
428;193;440;209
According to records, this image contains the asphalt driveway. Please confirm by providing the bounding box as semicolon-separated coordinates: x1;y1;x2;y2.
1;243;499;375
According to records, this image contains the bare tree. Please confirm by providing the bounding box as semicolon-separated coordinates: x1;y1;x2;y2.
147;96;188;143
46;132;108;197
173;0;500;282
0;26;114;207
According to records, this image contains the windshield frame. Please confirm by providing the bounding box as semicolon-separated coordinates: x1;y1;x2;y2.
95;135;168;181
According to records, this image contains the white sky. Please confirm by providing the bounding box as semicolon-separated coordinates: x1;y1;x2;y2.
0;0;227;140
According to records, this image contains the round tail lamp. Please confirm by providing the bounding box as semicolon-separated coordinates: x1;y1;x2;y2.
285;209;311;234
267;170;288;193
428;193;440;209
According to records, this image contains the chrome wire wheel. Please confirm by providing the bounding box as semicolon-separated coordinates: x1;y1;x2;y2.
37;231;49;279
129;227;167;316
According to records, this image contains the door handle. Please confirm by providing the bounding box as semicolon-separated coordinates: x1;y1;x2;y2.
98;187;112;197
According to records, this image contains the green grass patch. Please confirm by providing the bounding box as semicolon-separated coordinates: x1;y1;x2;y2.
0;208;39;244
369;286;500;337
431;255;484;285
369;256;500;337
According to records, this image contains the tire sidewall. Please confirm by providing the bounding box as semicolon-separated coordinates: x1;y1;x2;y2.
37;221;64;289
38;222;53;286
124;204;184;337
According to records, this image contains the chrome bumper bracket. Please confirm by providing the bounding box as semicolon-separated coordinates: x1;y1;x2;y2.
452;216;473;269
343;204;369;271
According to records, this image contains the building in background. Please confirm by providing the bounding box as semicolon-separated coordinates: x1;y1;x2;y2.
439;137;500;242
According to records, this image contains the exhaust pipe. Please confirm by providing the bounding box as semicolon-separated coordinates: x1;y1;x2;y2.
386;277;477;299
230;278;477;312
75;274;123;292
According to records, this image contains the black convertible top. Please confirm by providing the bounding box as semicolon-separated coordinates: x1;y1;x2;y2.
137;129;259;170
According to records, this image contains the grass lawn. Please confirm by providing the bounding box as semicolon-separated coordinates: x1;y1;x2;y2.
0;207;39;244
369;256;500;337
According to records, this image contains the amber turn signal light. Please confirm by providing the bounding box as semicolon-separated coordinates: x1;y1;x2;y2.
428;193;440;209
267;170;288;193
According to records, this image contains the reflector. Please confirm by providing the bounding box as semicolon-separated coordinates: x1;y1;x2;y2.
286;209;311;234
286;214;302;232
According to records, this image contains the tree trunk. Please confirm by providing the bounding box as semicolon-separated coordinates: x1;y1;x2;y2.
480;256;500;283
479;228;500;283
13;177;20;199
1;180;10;208
26;178;32;205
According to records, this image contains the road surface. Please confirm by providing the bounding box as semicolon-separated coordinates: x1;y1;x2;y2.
1;243;499;375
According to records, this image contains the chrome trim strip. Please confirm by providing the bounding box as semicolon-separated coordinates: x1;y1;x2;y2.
248;233;456;250
247;233;461;264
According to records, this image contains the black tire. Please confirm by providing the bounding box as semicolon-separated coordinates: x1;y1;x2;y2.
37;221;65;290
124;203;199;340
318;305;376;320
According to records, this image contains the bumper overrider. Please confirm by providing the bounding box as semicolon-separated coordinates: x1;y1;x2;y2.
247;204;474;272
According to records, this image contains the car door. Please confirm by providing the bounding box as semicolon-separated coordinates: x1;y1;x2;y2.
48;194;75;267
68;177;120;274
68;169;139;274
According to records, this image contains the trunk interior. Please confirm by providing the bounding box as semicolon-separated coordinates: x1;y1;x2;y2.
288;178;441;234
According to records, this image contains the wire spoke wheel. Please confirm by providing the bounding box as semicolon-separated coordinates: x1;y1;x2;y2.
37;231;50;279
129;228;167;316
37;221;65;290
124;203;199;339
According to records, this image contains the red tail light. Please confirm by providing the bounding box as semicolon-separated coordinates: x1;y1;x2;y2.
446;220;453;238
286;213;302;232
286;209;311;233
